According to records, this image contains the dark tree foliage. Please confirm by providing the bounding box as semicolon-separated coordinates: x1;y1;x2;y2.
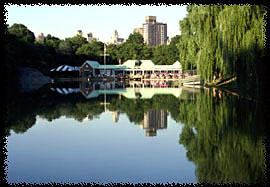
5;23;89;77
76;40;104;63
8;23;35;43
177;5;266;98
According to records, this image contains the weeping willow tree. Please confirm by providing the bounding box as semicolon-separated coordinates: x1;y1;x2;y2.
177;5;266;96
217;5;265;93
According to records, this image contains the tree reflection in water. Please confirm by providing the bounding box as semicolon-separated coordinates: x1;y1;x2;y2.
178;89;266;184
4;81;266;184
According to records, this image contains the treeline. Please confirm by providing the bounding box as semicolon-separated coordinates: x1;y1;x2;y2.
177;5;266;97
4;23;181;76
106;33;181;65
4;23;102;75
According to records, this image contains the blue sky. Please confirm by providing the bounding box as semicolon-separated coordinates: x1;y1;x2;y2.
5;4;187;43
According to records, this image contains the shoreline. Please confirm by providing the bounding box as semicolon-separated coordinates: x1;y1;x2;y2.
204;77;260;102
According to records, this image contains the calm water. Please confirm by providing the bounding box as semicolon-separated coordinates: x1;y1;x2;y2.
5;81;266;184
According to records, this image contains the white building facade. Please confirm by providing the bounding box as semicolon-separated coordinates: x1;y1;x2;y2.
109;30;124;44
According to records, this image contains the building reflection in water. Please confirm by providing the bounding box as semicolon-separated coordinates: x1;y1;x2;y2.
140;109;168;136
110;110;120;123
108;108;168;136
50;81;176;136
50;81;182;99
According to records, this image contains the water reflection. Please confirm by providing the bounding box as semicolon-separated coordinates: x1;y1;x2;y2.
49;81;177;137
4;81;266;184
48;81;195;137
139;109;168;137
50;80;182;99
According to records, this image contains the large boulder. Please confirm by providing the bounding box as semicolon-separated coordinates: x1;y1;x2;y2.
18;67;52;92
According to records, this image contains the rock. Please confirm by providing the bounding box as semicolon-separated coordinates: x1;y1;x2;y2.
18;67;52;92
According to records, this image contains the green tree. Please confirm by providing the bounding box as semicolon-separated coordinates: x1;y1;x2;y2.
66;35;88;53
142;45;154;59
152;45;170;65
58;39;73;55
176;5;266;97
8;23;35;43
151;35;181;65
106;44;122;64
120;32;145;61
44;34;60;49
76;40;104;61
167;35;181;63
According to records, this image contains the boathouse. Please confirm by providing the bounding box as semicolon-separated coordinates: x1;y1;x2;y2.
80;60;183;79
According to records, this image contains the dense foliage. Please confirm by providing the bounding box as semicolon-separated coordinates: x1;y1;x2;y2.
106;33;180;65
177;5;266;97
4;23;181;76
8;23;35;43
5;24;81;76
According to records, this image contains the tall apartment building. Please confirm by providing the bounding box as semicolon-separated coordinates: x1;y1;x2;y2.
143;16;157;46
156;23;168;45
134;16;167;46
140;109;168;136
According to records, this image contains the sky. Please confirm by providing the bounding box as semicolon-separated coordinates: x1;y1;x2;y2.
5;4;188;43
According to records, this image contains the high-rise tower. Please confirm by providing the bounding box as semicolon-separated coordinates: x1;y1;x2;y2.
134;16;167;46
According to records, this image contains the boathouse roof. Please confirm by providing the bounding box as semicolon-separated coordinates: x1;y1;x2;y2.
83;60;100;69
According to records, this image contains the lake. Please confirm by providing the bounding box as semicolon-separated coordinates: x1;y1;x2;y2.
4;81;266;184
